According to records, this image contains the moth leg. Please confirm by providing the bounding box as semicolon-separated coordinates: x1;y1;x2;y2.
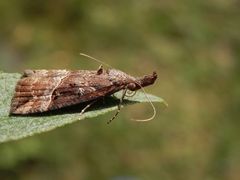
107;89;127;124
80;100;98;115
97;65;103;75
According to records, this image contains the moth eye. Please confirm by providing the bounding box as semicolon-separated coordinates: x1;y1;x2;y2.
127;83;136;91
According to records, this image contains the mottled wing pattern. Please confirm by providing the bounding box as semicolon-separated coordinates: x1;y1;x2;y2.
10;70;122;114
10;70;70;114
47;70;120;111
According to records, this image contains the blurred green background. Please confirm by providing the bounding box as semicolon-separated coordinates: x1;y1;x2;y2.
0;0;239;179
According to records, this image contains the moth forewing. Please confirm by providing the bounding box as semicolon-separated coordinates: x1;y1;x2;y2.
10;68;157;115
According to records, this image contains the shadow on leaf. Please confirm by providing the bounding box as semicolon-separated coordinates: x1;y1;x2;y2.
9;95;137;117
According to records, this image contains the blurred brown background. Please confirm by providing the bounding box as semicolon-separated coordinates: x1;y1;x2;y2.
0;0;239;179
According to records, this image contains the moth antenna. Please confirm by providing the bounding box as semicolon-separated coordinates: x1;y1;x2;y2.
131;82;156;122
79;53;113;69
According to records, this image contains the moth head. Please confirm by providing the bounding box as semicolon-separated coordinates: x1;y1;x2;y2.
107;69;157;91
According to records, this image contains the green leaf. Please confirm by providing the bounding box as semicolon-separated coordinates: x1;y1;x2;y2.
0;72;166;143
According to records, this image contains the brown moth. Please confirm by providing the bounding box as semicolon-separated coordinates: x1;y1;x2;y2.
10;66;157;122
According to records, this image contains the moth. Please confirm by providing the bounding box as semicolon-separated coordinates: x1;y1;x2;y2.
10;64;157;123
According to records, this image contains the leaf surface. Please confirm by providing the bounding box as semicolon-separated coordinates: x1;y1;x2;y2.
0;72;166;143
